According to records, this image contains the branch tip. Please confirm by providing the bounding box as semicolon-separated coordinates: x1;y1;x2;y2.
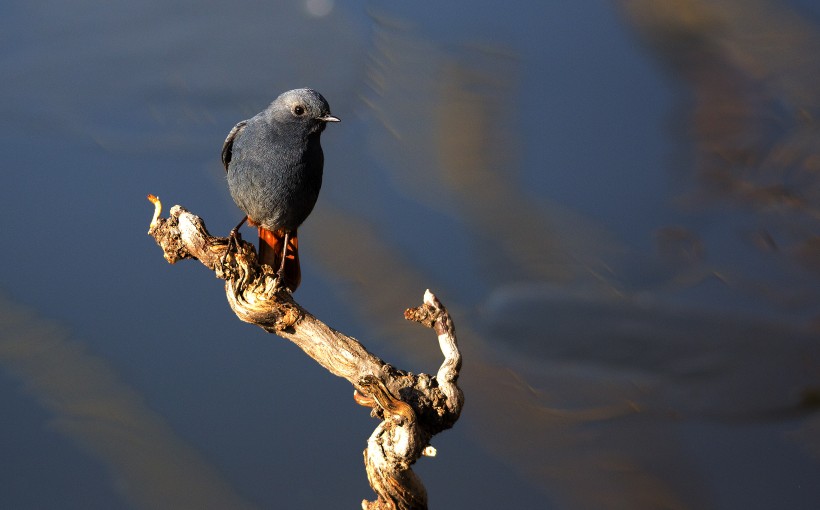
404;303;439;329
423;289;439;308
147;194;162;232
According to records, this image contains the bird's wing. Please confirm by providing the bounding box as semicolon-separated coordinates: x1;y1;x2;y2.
221;120;248;171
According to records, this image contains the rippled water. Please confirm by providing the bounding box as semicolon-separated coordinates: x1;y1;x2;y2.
2;1;820;508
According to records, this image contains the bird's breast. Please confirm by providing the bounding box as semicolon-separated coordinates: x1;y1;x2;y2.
227;130;324;231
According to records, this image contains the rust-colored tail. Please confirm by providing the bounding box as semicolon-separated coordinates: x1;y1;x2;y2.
258;227;301;291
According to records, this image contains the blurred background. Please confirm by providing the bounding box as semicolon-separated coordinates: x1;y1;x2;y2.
2;0;820;508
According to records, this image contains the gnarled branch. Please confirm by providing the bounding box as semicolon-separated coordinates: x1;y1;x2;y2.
147;195;463;510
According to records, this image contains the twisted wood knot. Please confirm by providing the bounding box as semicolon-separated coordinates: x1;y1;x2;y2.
355;375;416;425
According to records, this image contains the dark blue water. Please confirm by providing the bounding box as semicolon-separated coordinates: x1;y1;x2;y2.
2;1;820;508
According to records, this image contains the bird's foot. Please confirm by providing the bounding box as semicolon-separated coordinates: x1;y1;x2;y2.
222;216;249;267
222;227;242;266
273;268;292;294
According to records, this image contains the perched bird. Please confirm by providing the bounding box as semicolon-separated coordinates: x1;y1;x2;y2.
222;88;339;291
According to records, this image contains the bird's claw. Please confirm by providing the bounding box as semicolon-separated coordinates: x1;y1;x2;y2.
222;228;242;267
222;216;249;268
272;268;292;294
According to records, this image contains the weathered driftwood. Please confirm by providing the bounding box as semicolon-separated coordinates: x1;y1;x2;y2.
147;196;463;510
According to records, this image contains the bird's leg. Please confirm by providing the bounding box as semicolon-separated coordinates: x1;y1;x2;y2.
276;230;290;288
222;215;248;265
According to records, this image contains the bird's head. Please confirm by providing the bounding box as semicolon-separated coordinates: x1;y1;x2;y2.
269;88;340;134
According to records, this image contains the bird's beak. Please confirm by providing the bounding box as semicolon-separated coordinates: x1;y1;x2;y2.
318;115;340;123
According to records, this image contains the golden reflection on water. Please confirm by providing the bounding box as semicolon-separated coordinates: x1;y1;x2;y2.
363;15;623;289
622;0;820;313
0;297;257;510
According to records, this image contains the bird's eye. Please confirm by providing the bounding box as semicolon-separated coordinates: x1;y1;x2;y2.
293;105;305;116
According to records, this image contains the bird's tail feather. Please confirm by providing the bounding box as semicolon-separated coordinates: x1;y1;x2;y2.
258;227;301;291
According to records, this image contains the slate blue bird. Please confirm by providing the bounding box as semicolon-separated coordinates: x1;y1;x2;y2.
222;88;339;291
